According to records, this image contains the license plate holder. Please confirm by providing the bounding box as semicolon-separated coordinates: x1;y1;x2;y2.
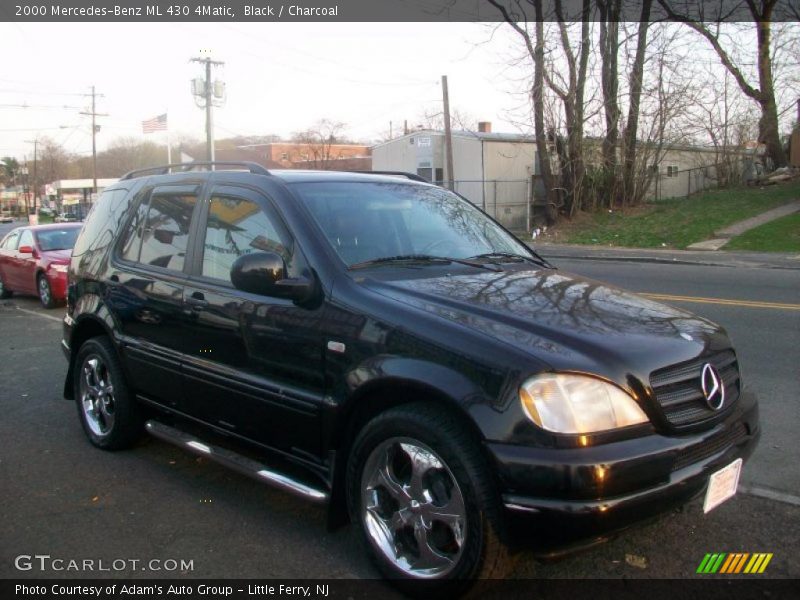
703;458;742;513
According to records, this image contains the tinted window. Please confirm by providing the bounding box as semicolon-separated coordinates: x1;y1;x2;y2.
18;230;34;249
293;182;527;267
36;228;81;251
137;194;196;271
2;231;19;250
120;196;149;263
73;188;129;256
201;195;292;283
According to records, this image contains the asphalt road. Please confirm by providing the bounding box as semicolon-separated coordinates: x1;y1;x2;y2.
0;243;798;586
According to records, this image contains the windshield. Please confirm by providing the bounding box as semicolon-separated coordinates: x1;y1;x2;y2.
35;227;81;252
292;182;532;268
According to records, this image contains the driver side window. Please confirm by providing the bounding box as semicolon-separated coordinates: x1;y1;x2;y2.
201;194;293;284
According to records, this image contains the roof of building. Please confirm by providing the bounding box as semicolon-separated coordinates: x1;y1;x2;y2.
372;130;536;149
52;178;119;190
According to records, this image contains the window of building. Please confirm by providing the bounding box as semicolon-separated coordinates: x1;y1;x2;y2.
667;165;679;177
201;195;292;284
416;168;433;182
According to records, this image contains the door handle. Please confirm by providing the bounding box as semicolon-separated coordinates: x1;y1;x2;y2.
185;292;208;310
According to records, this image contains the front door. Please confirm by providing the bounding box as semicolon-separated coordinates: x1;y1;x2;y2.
180;185;326;456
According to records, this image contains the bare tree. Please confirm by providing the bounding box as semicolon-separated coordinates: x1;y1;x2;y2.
290;119;350;170
658;0;788;167
488;0;559;223
621;0;652;208
542;0;592;217
597;0;621;205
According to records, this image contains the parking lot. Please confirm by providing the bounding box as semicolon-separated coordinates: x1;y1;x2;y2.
0;217;798;583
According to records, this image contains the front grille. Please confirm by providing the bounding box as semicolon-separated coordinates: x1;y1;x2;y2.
650;350;741;428
671;423;748;472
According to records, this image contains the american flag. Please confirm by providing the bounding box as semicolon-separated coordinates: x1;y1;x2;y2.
142;113;167;133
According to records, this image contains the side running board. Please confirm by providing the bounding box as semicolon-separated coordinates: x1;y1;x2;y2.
144;420;329;504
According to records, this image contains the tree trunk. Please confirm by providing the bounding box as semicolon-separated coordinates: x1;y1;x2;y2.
533;15;558;224
755;16;786;168
622;0;652;207
599;0;621;206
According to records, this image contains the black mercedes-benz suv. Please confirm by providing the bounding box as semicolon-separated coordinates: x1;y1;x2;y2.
62;162;759;592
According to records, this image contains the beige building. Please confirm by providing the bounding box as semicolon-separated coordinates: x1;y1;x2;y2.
372;123;539;230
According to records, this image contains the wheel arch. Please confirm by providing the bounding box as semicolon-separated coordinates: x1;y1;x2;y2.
63;315;116;400
326;359;494;529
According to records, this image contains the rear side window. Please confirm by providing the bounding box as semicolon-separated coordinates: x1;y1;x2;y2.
123;193;196;272
72;188;129;257
1;231;19;249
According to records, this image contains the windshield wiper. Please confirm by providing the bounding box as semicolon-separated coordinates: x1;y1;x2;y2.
349;254;499;271
468;251;553;269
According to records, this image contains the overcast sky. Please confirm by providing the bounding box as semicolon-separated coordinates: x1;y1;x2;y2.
0;22;521;159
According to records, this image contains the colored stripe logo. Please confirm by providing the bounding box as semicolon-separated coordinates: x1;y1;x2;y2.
697;553;773;574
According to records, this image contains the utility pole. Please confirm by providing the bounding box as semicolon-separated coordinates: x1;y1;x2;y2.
442;75;455;191
80;86;107;197
23;139;38;214
190;55;226;162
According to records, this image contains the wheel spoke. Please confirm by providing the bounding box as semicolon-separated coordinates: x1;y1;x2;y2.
412;520;454;571
405;444;440;502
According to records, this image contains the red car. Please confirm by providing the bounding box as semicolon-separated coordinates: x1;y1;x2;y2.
0;223;82;308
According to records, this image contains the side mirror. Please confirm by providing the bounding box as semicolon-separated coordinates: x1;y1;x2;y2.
230;251;314;303
18;245;35;255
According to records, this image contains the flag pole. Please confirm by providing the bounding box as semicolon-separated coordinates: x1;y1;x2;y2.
166;111;172;164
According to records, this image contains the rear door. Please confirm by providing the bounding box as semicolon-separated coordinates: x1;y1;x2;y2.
109;184;201;407
180;184;326;455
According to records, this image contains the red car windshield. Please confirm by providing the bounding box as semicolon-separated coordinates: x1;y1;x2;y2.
35;228;81;252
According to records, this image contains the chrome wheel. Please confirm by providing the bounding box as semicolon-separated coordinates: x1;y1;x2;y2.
79;356;116;436
38;276;51;306
361;437;466;579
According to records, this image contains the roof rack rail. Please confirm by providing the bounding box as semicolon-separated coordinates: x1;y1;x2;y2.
349;170;429;183
120;161;272;181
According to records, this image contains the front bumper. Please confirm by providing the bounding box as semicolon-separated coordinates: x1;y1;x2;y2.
488;390;760;555
47;270;68;302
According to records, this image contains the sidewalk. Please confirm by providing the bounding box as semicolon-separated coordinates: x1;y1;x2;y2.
686;200;800;251
531;242;800;270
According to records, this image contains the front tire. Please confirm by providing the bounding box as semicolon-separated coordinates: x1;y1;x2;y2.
0;274;12;299
38;274;55;308
74;336;142;450
347;402;514;594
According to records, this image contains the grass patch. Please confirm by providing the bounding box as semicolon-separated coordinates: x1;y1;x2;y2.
724;211;800;252
549;180;800;249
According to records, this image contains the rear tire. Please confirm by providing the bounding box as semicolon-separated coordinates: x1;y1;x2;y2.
74;336;142;450
346;402;515;595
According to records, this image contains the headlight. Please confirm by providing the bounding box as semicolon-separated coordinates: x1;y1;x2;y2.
50;264;68;273
520;374;648;434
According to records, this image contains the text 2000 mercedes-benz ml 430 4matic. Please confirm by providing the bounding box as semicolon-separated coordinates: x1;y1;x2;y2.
61;163;759;593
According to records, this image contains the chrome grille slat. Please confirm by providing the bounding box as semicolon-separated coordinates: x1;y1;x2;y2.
650;350;740;428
